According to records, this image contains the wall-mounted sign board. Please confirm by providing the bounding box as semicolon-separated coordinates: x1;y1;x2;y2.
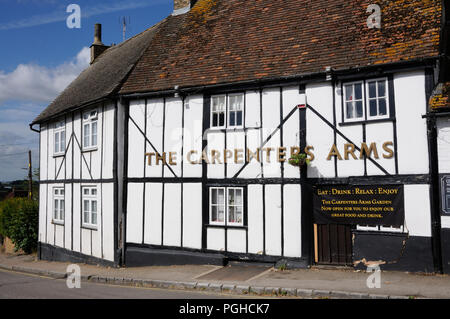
313;185;404;226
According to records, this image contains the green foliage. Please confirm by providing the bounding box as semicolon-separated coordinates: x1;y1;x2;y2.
288;153;310;167
0;198;38;254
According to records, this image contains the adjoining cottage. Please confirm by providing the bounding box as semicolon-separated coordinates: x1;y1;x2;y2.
31;0;450;273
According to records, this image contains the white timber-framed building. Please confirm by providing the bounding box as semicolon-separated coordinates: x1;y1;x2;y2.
31;0;450;273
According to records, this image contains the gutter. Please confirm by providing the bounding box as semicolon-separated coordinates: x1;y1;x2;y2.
29;124;40;133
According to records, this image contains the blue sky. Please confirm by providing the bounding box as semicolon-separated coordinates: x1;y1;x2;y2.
0;0;173;181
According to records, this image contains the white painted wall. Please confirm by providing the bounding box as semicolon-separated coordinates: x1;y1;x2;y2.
247;185;264;254
182;183;202;249
404;184;432;237
265;184;282;256
306;82;335;178
283;185;302;258
437;118;450;174
163;184;182;247
144;183;163;245
395;71;429;175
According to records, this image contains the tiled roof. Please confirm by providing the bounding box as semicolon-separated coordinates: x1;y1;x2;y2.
120;0;442;94
33;0;443;123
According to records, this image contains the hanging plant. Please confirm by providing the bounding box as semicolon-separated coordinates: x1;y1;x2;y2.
288;153;310;167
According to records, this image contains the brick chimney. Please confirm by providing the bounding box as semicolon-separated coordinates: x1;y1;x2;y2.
173;0;198;15
90;24;110;64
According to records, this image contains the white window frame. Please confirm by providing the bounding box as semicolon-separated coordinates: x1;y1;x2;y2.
226;187;244;226
53;120;66;156
82;186;98;228
366;77;389;120
210;93;245;129
53;187;65;223
227;93;244;129
210;95;226;129
82;110;98;151
209;187;244;227
343;81;365;122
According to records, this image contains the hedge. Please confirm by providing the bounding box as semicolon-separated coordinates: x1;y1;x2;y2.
0;198;38;254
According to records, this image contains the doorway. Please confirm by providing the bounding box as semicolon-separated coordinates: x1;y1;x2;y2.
314;224;353;265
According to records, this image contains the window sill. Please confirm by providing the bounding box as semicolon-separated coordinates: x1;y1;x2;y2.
52;220;64;226
206;224;247;230
81;225;98;231
339;117;395;127
53;153;65;158
81;147;98;153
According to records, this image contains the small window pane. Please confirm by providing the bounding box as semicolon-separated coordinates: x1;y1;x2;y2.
379;98;387;115
378;81;386;97
345;85;353;101
235;207;243;224
235;189;242;205
218;207;224;222
369;100;377;117
84;188;89;195
368;82;377;98
236;112;243;126
91;188;97;196
60;131;65;151
229;112;236;126
55;189;59;195
212;114;218;127
446;195;450;210
60;189;65;196
91;122;98;146
54;200;59;219
84;124;90;147
91;200;97;213
218;189;224;203
356;101;363;118
60;200;65;220
211;206;217;222
354;84;362;100
229;206;235;223
219;113;225;127
211;189;217;204
346;102;354;119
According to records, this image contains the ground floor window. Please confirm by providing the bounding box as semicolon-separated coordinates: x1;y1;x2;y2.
82;186;98;227
209;187;244;226
53;187;65;223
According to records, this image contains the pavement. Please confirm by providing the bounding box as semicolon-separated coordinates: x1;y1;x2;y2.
0;253;450;299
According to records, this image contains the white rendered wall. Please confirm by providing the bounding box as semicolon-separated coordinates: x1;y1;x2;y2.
394;71;429;175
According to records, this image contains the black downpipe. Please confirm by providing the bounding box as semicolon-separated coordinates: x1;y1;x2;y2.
427;115;444;274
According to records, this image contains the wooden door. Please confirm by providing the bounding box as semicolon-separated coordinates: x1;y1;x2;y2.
315;224;352;265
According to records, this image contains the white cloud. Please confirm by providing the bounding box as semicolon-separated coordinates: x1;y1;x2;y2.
0;46;90;105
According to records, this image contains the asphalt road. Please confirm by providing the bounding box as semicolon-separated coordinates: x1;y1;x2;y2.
0;268;248;299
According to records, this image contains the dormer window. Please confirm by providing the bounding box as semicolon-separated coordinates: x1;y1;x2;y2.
82;110;98;150
54;120;65;156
